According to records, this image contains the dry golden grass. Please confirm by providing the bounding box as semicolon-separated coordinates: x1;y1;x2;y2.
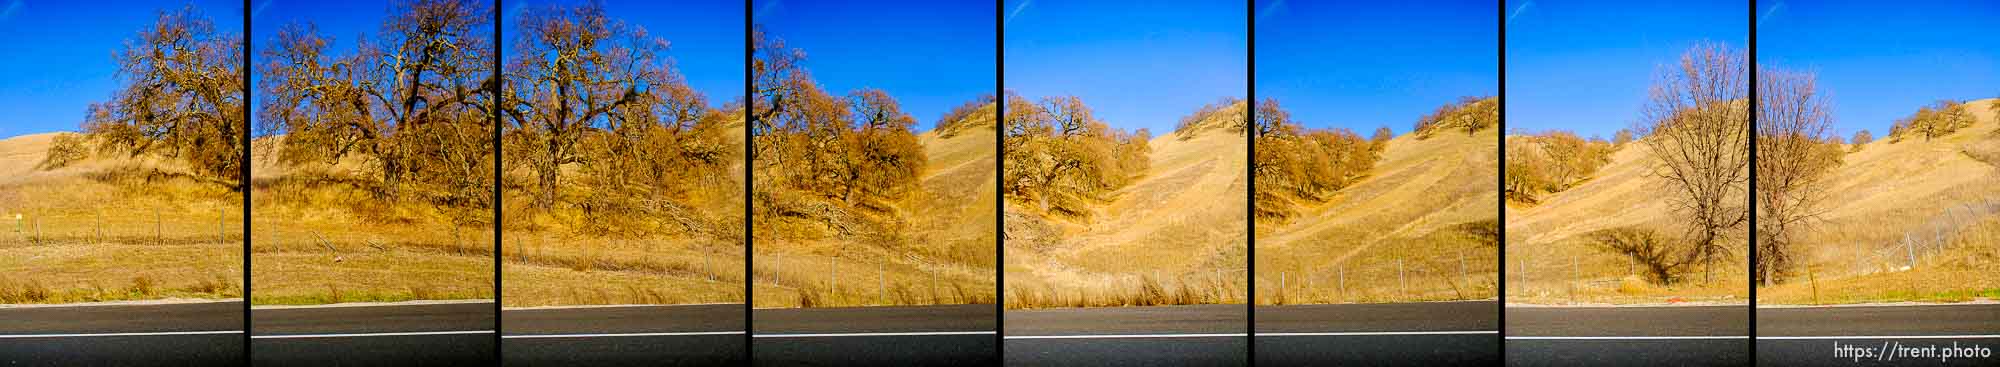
500;232;743;307
1505;129;1750;305
0;133;242;304
752;126;998;308
1256;128;1499;305
1004;119;1248;309
250;136;491;305
1759;98;2000;305
492;116;748;307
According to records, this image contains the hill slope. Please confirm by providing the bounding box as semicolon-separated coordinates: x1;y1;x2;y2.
1255;128;1499;304
0;132;242;304
1505;128;1749;304
750;111;999;308
1762;98;2000;304
1005;112;1248;309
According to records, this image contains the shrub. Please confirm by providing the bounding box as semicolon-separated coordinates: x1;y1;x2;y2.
1414;96;1498;139
1588;227;1686;285
39;133;91;170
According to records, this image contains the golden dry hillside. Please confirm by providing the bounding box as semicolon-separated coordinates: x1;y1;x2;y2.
1255;127;1499;305
1762;98;2000;304
0;132;241;304
1505;126;1752;304
1005;104;1248;309
750;106;999;308
1505;132;1742;305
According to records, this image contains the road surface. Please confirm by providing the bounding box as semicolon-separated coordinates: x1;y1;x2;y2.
0;301;244;366
1758;303;2000;366
251;301;495;366
754;304;997;366
1256;300;1499;366
1507;305;1749;366
503;303;746;366
1006;304;1248;366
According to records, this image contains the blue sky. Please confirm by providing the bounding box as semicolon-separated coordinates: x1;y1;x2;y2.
0;0;242;138
1004;0;1245;133
252;1;743;130
1256;0;1496;135
501;0;744;104
1757;0;2000;138
1505;0;1748;138
754;0;994;131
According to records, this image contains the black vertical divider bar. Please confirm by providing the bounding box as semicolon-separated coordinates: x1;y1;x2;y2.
1747;0;1759;359
1495;0;1508;355
491;0;504;359
743;0;757;360
241;0;253;362
1244;0;1257;363
995;0;1007;363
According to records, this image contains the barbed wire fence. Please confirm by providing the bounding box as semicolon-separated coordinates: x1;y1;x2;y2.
1256;249;1497;304
7;204;239;247
1844;198;2000;277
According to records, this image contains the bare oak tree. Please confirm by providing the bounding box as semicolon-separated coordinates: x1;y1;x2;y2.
1252;99;1378;221
503;2;659;209
72;6;245;186
1636;41;1748;284
261;0;494;203
1754;66;1842;286
1003;94;1150;218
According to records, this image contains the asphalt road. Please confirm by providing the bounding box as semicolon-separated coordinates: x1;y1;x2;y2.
1255;301;1499;366
251;301;495;366
1507;305;1750;366
1006;304;1248;366
1758;303;2000;367
503;303;746;366
753;304;997;366
0;301;245;366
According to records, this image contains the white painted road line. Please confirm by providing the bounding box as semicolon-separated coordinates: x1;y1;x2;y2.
0;330;242;339
754;331;997;338
1259;331;1499;337
504;331;746;339
251;330;495;339
1758;335;2000;340
1006;333;1248;340
1504;335;1744;341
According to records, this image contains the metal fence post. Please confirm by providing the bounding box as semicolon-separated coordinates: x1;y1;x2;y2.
1398;259;1407;298
1458;251;1467;289
1279;271;1286;303
1905;233;1917;269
